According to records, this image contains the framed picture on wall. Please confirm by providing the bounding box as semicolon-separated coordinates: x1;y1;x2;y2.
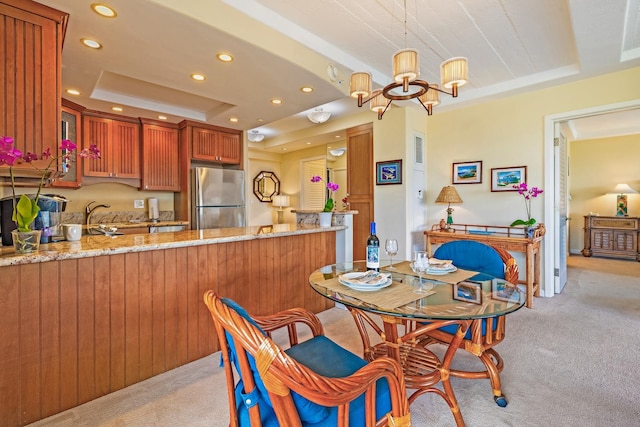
376;160;402;185
491;166;527;191
452;161;482;184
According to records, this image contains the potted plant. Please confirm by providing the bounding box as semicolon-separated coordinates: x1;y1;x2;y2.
0;136;100;253
311;175;339;227
510;182;543;238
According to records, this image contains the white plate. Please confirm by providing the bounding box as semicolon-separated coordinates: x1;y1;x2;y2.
338;272;390;286
426;265;457;275
338;278;392;292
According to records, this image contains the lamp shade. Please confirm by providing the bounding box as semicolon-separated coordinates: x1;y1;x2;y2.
441;57;468;89
349;72;371;98
393;49;419;83
272;195;290;208
608;183;638;194
435;186;463;204
419;84;440;106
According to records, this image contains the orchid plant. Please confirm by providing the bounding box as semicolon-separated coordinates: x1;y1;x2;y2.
311;175;339;212
0;136;101;232
510;182;543;228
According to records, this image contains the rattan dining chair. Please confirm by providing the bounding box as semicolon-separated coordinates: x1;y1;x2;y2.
203;291;412;427
426;241;519;407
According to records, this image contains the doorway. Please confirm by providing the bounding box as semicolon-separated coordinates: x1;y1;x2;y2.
543;99;640;297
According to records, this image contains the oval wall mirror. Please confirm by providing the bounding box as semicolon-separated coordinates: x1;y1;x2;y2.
253;171;280;202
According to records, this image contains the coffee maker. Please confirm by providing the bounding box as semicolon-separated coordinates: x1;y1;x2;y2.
0;194;68;245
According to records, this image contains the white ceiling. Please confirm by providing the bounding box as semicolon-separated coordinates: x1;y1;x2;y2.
38;0;640;151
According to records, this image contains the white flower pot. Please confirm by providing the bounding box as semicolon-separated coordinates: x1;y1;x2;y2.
318;212;332;227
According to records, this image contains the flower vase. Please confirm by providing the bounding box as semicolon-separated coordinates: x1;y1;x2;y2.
525;226;536;239
11;229;42;254
318;212;333;227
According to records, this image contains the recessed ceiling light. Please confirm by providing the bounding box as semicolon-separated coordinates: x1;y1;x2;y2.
306;142;311;145
81;38;102;49
91;3;117;18
271;98;282;105
66;89;80;95
158;115;167;120
229;117;238;123
191;73;206;81
335;135;341;138
112;106;122;112
257;118;264;122
281;147;287;151
301;86;313;93
216;53;233;62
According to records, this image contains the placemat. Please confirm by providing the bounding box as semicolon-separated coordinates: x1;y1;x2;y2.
384;261;477;284
316;277;434;310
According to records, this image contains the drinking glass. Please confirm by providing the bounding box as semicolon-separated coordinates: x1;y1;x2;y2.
384;239;399;270
410;250;430;294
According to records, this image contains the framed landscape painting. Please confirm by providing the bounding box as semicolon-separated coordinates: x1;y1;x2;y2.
452;161;482;184
491;166;526;192
376;160;402;185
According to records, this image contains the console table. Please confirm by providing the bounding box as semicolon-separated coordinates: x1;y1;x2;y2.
582;215;639;261
424;223;545;308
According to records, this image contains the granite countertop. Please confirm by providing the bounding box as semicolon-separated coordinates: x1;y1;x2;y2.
0;224;345;266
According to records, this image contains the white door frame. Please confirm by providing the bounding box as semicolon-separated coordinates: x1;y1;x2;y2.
543;99;640;297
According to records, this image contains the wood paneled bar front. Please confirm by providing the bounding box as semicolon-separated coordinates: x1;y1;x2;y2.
0;226;338;426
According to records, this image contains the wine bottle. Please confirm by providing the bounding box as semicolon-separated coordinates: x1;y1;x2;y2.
366;221;380;271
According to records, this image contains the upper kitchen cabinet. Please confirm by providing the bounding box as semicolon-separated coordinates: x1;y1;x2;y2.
140;119;180;191
0;1;68;169
181;121;242;165
53;98;85;188
82;112;141;181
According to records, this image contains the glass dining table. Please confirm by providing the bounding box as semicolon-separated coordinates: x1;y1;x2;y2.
308;260;526;427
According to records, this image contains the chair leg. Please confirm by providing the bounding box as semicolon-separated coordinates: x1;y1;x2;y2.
479;349;508;407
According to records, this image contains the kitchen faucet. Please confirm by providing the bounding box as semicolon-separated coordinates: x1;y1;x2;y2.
85;201;111;234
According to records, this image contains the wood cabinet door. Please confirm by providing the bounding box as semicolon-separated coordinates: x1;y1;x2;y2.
191;128;218;161
0;2;67;172
347;123;374;261
216;131;241;164
83;116;112;177
111;121;140;179
141;124;180;191
191;127;241;164
53;103;83;188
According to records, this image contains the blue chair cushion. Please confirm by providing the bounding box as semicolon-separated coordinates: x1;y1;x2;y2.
220;298;330;426
434;240;505;280
285;335;392;426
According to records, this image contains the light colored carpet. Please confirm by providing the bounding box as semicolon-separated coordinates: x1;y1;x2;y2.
28;255;640;427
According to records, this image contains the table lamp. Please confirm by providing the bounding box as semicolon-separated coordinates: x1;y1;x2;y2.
272;194;290;224
435;186;463;229
608;184;637;216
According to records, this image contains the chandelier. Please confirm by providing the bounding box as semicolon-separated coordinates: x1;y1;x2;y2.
349;1;468;119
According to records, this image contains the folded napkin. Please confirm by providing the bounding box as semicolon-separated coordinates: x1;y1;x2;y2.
338;271;391;286
429;258;452;266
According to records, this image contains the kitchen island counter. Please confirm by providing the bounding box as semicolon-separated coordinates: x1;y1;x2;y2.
0;223;340;426
0;224;344;266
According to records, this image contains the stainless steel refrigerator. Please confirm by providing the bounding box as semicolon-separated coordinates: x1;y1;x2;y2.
191;167;245;229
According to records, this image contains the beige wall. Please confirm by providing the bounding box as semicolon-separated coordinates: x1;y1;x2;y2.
425;67;640;230
569;133;640;253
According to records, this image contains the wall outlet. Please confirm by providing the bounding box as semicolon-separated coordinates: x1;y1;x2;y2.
134;199;145;209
